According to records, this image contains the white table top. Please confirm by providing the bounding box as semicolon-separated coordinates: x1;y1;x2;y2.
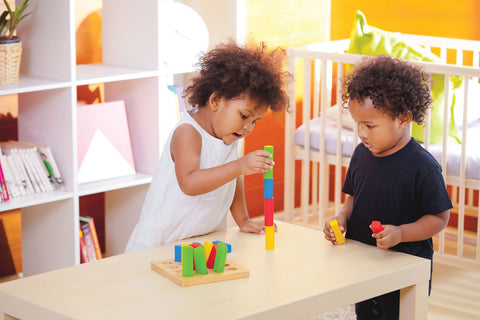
0;221;430;320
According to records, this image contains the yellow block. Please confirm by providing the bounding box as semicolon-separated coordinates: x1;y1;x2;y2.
265;225;275;250
204;241;213;260
329;219;346;245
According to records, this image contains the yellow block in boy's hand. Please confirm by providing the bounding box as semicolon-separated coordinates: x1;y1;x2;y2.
329;219;346;245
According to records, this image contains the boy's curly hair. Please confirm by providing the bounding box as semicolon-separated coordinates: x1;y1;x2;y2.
184;41;290;113
342;55;432;125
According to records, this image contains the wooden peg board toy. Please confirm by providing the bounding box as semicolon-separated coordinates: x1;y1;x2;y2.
151;259;249;287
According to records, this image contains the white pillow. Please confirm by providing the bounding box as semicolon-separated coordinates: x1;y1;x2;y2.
454;78;480;127
324;104;355;130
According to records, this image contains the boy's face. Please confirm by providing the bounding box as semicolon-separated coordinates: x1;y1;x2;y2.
348;97;411;157
211;96;268;145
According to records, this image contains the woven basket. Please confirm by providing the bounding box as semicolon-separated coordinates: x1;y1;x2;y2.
0;40;22;85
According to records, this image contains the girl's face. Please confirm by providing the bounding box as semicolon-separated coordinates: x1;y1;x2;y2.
348;97;411;157
211;96;268;145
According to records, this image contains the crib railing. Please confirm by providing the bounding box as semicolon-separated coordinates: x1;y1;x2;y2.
284;35;480;267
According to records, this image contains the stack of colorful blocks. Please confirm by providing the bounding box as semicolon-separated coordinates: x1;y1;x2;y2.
175;241;232;277
264;145;274;250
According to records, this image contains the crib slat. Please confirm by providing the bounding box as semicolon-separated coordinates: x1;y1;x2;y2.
423;108;431;149
440;47;447;63
456;49;463;66
435;75;452;254
310;61;322;222
441;76;450;182
283;47;297;222
334;63;345;213
301;59;312;224
317;59;329;226
457;77;470;258
477;204;480;261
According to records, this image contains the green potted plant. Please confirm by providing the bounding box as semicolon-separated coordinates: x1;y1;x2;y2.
0;0;32;85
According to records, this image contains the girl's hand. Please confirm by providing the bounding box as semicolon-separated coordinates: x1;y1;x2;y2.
238;218;277;234
371;225;402;250
238;150;274;175
323;215;347;244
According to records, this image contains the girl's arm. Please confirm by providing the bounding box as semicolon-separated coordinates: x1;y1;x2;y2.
171;124;272;196
229;176;264;234
373;210;450;250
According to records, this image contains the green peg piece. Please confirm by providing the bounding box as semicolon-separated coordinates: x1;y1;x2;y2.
213;242;228;273
182;245;194;277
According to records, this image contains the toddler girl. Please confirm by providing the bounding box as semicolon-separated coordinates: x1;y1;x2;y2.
126;42;289;251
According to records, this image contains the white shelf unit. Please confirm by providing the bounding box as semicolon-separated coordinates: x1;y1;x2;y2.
0;0;156;276
0;0;242;277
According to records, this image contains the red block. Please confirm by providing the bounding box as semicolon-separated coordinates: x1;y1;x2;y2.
264;198;274;226
190;243;201;270
206;244;217;269
370;220;384;233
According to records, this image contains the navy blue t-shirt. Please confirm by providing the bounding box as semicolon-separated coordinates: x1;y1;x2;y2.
342;138;452;260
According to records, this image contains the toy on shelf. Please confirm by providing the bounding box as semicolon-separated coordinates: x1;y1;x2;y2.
151;240;249;287
370;221;384;233
264;145;274;250
329;219;346;245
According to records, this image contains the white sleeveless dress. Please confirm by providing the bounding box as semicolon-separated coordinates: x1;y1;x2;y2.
125;110;238;252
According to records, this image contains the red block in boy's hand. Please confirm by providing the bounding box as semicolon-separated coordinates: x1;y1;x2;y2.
370;221;384;233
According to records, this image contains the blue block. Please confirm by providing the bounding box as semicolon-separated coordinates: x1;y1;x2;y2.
213;241;232;253
174;244;182;262
264;178;273;199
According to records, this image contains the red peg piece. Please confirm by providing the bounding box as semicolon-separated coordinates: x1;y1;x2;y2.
370;221;384;233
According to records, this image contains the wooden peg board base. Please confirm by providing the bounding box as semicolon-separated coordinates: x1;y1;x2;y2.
151;259;249;287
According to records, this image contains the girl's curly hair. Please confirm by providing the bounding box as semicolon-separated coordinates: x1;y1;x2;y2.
184;41;290;113
342;55;432;125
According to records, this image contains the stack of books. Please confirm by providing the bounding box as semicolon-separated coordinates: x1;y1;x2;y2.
0;140;64;202
79;216;102;263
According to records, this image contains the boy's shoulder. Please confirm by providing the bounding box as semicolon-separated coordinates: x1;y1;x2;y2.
406;138;442;168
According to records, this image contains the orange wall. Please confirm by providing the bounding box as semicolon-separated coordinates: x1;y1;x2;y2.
331;0;480;41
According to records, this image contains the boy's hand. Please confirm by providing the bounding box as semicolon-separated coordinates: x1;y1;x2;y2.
323;216;347;244
238;150;274;175
371;225;402;250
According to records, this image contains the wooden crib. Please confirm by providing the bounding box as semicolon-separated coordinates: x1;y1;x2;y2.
284;35;480;267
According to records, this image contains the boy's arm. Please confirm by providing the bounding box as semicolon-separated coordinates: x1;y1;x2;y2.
229;177;264;234
374;210;450;250
171;124;272;196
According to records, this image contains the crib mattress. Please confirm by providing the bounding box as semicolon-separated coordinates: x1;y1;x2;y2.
294;117;480;180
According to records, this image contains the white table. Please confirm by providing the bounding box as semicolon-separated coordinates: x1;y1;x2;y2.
0;221;430;319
